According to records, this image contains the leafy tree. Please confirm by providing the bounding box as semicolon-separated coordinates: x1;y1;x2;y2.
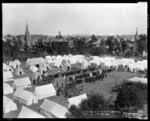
136;34;147;56
115;82;147;112
100;39;106;55
67;94;114;118
90;34;97;43
120;38;128;57
67;105;84;118
105;36;114;55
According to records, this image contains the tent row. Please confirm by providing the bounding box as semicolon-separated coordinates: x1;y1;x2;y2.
26;55;147;73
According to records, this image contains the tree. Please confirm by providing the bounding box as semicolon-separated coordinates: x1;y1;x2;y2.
67;105;83;118
136;34;147;56
67;94;115;118
120;38;127;57
100;39;106;55
115;82;147;112
90;34;97;43
105;36;114;55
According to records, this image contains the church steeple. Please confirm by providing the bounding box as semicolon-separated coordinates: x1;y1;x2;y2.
25;19;31;46
135;27;138;40
25;19;30;35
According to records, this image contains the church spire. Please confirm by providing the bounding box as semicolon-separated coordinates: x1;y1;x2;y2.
25;19;31;46
25;19;30;35
135;27;138;40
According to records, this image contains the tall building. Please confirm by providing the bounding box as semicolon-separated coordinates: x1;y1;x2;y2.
133;27;138;56
25;20;31;46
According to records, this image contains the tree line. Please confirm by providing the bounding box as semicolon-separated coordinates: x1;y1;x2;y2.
3;34;147;61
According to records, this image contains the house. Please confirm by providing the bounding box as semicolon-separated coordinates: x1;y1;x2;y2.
17;106;45;118
3;96;17;113
39;99;68;118
13;89;38;106
3;83;13;95
68;93;87;108
34;83;56;100
13;77;31;90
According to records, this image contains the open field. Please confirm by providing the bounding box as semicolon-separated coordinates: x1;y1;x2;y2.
3;61;147;118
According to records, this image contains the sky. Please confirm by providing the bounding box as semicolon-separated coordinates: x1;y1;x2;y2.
2;3;147;36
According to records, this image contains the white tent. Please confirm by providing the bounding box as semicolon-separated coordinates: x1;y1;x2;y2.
34;83;56;100
13;77;31;90
39;99;68;118
3;96;17;113
68;94;87;108
45;56;51;59
31;72;40;82
50;103;68;118
3;63;13;72
26;58;46;68
126;77;147;84
3;71;14;82
18;106;45;118
39;99;56;118
29;65;38;72
69;56;77;64
81;59;89;70
13;89;38;106
61;60;71;71
14;59;21;65
53;59;63;68
9;61;17;69
14;67;25;76
3;83;13;95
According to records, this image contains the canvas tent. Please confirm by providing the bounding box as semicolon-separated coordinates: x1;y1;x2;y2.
68;94;87;108
34;83;56;100
3;96;17;113
14;59;21;65
9;61;17;68
26;58;46;68
3;63;13;72
13;89;38;106
13;77;31;90
50;102;68;118
29;65;38;72
17;106;45;118
126;77;147;84
3;71;14;82
31;72;40;82
3;83;13;95
39;99;68;118
81;59;89;70
14;67;25;76
61;60;71;71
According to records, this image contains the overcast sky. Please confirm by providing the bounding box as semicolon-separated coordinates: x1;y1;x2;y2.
2;3;147;36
